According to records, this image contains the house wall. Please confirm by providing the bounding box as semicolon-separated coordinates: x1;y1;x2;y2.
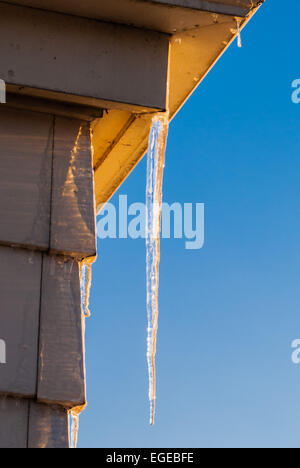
0;98;96;448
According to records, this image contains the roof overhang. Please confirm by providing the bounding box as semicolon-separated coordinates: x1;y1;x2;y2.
91;0;264;209
1;0;265;209
1;1;263;30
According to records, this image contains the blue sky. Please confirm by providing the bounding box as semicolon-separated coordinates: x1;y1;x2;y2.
78;0;300;448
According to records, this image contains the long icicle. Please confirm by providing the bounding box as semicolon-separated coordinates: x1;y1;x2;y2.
146;113;169;426
69;256;96;448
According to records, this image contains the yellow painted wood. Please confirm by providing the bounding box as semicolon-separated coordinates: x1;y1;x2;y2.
92;4;262;210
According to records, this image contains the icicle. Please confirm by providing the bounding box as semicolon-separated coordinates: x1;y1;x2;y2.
68;255;96;448
69;405;85;449
146;113;169;426
69;411;79;449
236;19;242;48
80;256;96;318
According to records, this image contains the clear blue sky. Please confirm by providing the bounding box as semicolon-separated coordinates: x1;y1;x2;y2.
78;0;300;448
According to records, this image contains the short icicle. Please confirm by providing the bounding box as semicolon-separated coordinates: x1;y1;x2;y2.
69;410;79;449
80;256;96;318
146;113;169;426
236;19;242;48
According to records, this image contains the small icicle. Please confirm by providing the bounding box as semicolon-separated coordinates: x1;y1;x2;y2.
69;411;79;449
236;19;242;48
69;405;86;449
80;256;96;318
146;112;169;426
